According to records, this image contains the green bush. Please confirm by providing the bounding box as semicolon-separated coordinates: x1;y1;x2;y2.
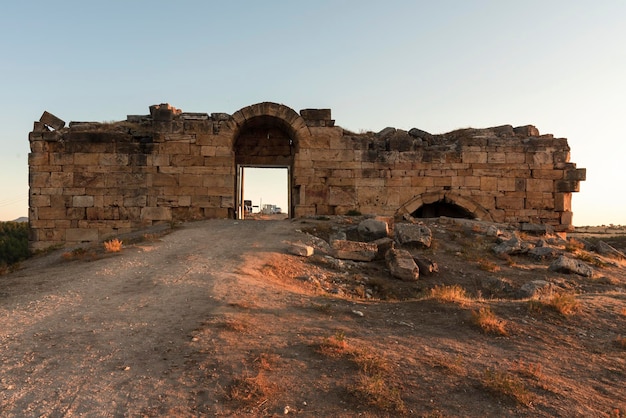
0;222;30;267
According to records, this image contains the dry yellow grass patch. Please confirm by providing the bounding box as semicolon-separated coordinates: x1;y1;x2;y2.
430;284;469;304
481;368;533;406
472;307;507;335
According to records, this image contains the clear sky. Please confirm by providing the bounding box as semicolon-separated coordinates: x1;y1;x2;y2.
1;1;625;226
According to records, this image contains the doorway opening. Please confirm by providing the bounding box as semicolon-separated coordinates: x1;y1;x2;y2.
237;166;289;220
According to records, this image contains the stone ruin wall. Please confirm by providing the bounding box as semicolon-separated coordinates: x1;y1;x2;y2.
28;102;586;250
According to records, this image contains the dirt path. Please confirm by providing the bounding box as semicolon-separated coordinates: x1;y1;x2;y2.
0;220;302;416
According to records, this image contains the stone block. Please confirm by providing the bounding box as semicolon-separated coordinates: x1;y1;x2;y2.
331;240;377;261
328;186;356;206
394;223;432;248
100;153;129;166
358;218;389;242
28;153;49;166
73;195;94;207
462;151;488;164
66;228;99;242
141;207;172;221
123;196;147;207
565;168;586;181
554;193;571;212
496;197;524;210
385;248;419;281
39;111;65;130
556;180;580;193
74;153;101;166
526;179;554;193
480;177;498;192
50;172;73;188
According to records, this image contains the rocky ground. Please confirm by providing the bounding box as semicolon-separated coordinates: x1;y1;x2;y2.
0;216;625;417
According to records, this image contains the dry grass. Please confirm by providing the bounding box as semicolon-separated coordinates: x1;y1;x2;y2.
61;247;95;261
103;238;123;253
221;318;249;333
471;307;507;336
616;336;626;349
477;258;500;272
430;284;469;304
226;371;277;405
351;347;391;376
510;360;543;380
349;373;406;414
316;331;349;357
565;238;585;252
528;292;581;316
547;293;580;316
316;332;406;413
480;368;533;406
348;348;405;413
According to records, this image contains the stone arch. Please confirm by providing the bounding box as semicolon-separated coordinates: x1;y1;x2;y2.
230;102;312;153
230;102;312;218
396;192;494;221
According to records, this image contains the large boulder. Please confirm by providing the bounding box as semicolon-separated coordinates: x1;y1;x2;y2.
595;240;625;260
358;218;389;242
385;249;419;281
331;240;378;262
549;256;594;277
394;223;432;248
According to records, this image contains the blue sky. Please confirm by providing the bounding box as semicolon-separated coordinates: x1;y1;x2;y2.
1;1;625;225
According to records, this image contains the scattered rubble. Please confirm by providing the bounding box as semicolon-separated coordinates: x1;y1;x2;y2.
288;215;625;301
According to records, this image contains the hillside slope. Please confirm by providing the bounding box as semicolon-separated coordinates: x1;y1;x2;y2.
0;217;624;416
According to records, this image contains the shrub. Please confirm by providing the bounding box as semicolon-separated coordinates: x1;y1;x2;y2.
345;209;362;216
103;238;123;253
0;221;30;267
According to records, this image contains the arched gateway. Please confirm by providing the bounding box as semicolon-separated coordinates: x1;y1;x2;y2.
230;103;312;219
27;103;585;249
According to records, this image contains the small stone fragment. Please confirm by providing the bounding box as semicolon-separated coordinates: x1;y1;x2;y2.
289;243;314;257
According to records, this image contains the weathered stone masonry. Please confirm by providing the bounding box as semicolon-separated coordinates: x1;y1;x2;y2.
28;102;586;249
